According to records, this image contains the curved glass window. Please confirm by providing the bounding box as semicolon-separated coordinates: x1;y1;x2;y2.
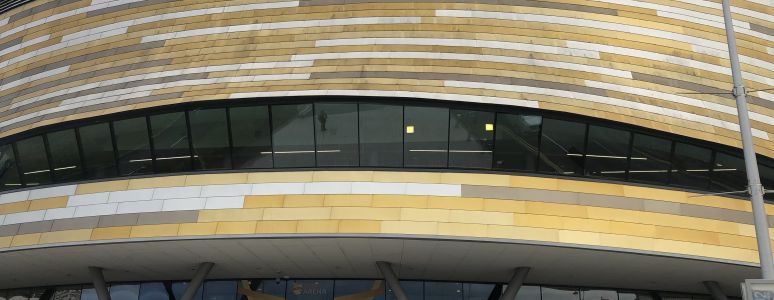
238;279;285;299
359;103;403;167
109;285;139;300
0;281;720;300
671;142;712;189
0;97;771;201
286;280;332;300
189;108;231;170
314;102;358;167
628;134;672;185
230;106;272;169
0;144;21;190
46;129;83;181
449;109;494;169
16;135;51;186
542;287;580;300
114;117;152;176
79;123;117;178
711;152;747;192
584;125;630;179
150;112;191;173
538;119;587;175
404;106;449;168
760;163;774;201
138;283;168;300
271;104;315;168
493;113;540;171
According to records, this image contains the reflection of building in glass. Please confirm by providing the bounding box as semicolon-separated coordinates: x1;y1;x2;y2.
0;0;772;298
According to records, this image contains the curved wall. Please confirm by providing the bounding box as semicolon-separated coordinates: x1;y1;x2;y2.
0;0;773;293
0;0;772;156
0;171;771;264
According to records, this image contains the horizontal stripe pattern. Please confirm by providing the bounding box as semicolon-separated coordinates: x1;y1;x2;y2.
0;170;769;264
0;0;770;159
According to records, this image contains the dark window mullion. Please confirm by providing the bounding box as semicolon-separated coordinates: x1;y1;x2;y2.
41;134;56;182
535;114;544;173
708;150;718;191
490;112;498;170
185;111;195;169
356;102;361;167
445;108;452;169
146;116;158;173
108;122;121;177
312;103;318;167
225;107;235;170
580;123;590;176
11;142;24;187
666;141;677;186
74;127;87;179
267;105;275;168
624;131;635;181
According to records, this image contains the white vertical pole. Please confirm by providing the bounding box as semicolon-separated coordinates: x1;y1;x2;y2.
720;0;774;279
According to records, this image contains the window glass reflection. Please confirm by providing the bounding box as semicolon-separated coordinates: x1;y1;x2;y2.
79;123;117;178
315;103;359;167
618;292;655;300
80;287;97;300
52;287;81;300
515;285;541;300
671;142;712;189
425;282;462;300
493;114;541;171
463;283;502;300
449;109;494;169
47;129;83;181
230;106;272;169
109;285;139;300
359;103;403;167
387;281;422;300
0;144;21;190
30;288;55;300
138;283;169;300
629;134;672;185
238;279;285;300
333;280;385;299
582;289;617;300
16;136;51;186
150;112;191;173
286;280;332;300
585;125;630;179
272;104;315;168
113;117;153;176
538;119;587;175
711;152;747;192
190;108;231;170
204;281;236;300
542;287;580;300
172;283;202;300
760;162;774;201
405;106;449;167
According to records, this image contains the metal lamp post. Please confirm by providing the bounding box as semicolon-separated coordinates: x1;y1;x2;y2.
720;0;774;279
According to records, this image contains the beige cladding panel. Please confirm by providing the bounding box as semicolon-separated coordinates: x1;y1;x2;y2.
0;0;771;157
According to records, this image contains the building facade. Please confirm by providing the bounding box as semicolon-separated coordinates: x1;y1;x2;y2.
0;0;773;299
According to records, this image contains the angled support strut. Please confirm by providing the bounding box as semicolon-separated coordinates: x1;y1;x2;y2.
501;267;531;300
377;261;408;300
88;267;111;300
180;262;215;300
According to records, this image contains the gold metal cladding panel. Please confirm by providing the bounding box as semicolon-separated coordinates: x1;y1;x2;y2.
0;171;772;264
0;0;771;156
